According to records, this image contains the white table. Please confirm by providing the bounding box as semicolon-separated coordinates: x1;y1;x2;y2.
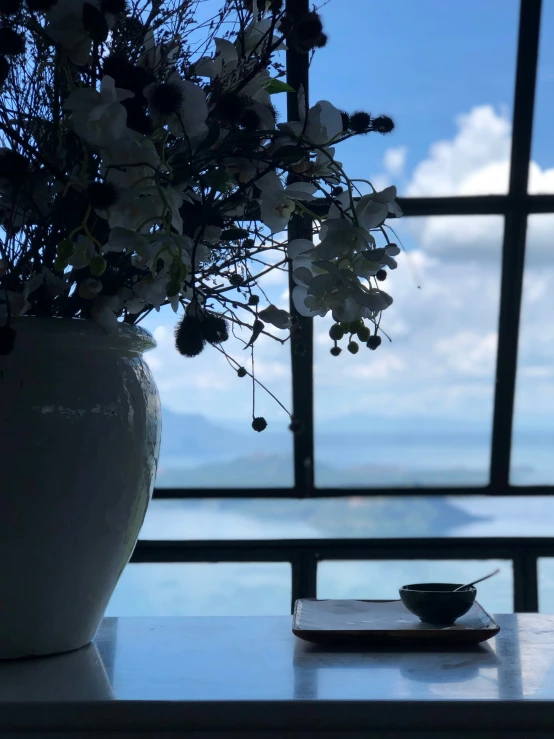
1;614;554;738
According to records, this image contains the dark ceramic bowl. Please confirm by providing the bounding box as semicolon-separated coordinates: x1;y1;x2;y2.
399;583;477;625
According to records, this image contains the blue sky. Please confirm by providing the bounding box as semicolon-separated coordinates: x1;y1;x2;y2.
139;0;554;481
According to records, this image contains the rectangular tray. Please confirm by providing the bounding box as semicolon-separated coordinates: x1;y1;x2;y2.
293;599;500;646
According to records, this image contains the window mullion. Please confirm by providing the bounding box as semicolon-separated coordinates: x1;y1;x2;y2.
286;0;314;496
490;0;543;492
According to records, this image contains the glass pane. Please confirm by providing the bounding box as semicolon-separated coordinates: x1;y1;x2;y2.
311;0;518;196
318;560;513;613
141;496;554;539
313;216;503;488
107;563;291;616
140;304;294;488
538;558;554;612
512;214;554;484
529;0;554;193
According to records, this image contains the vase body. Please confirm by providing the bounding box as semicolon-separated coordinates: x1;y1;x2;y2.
0;317;161;659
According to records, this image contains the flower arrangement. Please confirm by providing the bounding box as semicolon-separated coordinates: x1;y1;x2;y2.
0;0;401;428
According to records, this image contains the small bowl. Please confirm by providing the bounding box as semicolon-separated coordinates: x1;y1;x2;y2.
399;583;477;625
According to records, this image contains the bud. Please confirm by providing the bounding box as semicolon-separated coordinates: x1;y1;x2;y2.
200;314;229;344
78;278;102;300
175;316;205;358
329;323;343;341
372;115;394;134
367;335;382;350
237;366;247;378
240;108;261;132
252;416;267;432
349;111;371;134
357;326;370;342
330;346;341;356
248;294;259;306
215;91;247;124
347;341;359;354
148;82;184;116
57;238;75;260
229;274;244;286
166;280;180;298
89;255;107;276
87;181;119;210
376;269;387;282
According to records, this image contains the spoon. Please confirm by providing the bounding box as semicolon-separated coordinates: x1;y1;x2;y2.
453;568;500;592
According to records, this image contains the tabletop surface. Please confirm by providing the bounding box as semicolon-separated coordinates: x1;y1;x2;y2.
2;614;554;733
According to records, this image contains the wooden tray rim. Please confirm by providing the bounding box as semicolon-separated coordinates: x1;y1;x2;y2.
292;598;501;644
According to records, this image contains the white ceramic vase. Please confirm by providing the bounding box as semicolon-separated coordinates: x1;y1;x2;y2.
0;317;161;659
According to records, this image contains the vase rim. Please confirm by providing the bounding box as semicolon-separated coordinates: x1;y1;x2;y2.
6;316;156;353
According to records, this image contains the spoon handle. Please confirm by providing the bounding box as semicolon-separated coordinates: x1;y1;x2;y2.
454;568;500;592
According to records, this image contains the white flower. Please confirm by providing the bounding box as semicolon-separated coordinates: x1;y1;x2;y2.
257;172;317;233
46;0;98;66
307;147;341;182
107;185;183;234
138;29;179;70
102;132;160;190
280;99;344;146
317;220;374;259
242;17;284;55
258;304;291;329
290;249;393;322
106;227;147;254
194;38;238;81
133;271;171;311
91;295;122;332
132;233;192;271
23;267;67;300
106;189;162;233
241;69;271;106
326;186;402;230
354;244;401;277
64;77;134;148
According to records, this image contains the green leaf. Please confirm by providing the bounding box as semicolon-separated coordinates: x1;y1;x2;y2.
220;228;250;241
82;3;109;43
273;145;306;165
264;79;295;95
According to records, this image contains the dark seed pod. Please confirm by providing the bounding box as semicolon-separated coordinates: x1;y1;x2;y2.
252;416;267;432
175;316;205;357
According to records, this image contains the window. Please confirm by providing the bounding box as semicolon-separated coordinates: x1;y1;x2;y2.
111;0;554;617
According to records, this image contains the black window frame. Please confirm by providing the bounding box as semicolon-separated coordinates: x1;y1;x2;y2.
132;0;554;615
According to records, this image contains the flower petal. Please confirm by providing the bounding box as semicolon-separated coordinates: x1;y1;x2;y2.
287;238;313;258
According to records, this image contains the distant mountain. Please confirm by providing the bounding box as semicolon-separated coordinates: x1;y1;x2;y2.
156;452;488;489
159;408;289;459
156;408;537;488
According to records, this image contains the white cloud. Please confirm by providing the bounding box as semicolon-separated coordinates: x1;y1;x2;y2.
406;106;511;197
383;146;408;177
